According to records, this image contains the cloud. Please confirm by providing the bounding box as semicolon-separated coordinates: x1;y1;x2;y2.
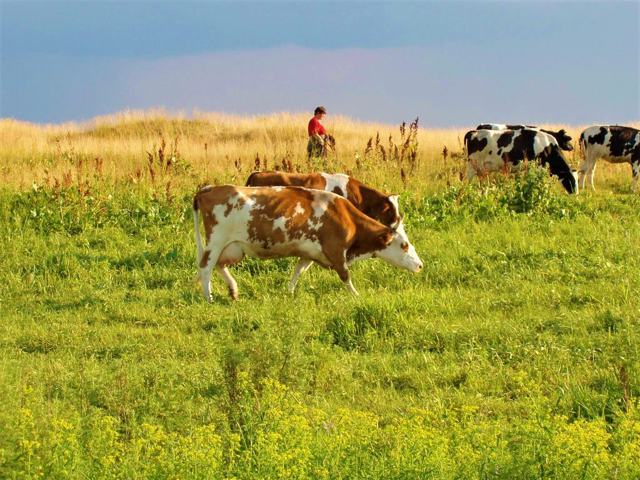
2;45;638;125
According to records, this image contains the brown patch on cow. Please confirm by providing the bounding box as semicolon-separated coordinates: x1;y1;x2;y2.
332;186;343;195
246;187;319;248
234;195;247;212
194;185;240;243
401;242;409;252
199;250;211;268
346;177;399;228
344;200;393;262
224;201;234;217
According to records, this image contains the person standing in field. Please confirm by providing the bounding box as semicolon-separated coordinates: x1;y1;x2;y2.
307;106;328;159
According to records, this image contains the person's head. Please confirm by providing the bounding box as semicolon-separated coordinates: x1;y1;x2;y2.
314;106;327;120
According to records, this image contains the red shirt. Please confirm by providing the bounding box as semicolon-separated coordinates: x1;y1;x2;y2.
308;117;326;137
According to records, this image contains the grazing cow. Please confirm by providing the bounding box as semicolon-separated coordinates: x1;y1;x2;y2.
578;125;640;190
464;128;578;194
192;185;423;300
476;124;574;152
246;171;401;228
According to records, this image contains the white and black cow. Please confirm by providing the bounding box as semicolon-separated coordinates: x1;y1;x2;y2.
476;124;574;152
192;185;423;300
464;128;578;193
578;125;640;190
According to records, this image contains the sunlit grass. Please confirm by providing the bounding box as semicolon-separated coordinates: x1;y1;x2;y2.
0;111;639;478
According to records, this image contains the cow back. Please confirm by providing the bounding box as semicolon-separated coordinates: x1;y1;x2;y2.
245;171;326;190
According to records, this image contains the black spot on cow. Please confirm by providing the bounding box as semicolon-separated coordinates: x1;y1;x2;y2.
609;126;639;157
497;131;514;149
588;127;607;145
508;129;539;165
465;132;487;155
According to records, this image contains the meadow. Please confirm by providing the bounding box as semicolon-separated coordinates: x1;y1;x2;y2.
0;111;639;479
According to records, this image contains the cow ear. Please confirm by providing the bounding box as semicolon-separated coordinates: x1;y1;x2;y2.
380;229;394;247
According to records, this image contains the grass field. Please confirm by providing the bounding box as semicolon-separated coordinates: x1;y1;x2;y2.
1;112;639;479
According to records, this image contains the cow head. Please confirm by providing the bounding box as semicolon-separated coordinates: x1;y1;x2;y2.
560;171;579;194
555;129;574;151
543;145;578;194
543;129;573;151
376;222;423;273
365;193;402;229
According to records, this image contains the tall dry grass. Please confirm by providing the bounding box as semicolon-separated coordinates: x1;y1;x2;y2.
0;110;637;194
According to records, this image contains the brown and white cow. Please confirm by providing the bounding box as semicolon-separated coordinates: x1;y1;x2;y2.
192;185;423;300
578;125;640;190
245;171;401;228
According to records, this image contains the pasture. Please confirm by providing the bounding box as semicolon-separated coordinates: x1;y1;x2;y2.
1;112;639;479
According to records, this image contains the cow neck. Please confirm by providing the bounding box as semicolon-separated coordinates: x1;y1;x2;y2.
347;206;391;260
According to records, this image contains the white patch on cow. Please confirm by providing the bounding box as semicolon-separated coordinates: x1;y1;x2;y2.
272;216;289;242
320;172;349;196
273;216;287;231
293;202;305;216
486;124;507;130
466;130;509;176
308;192;331;231
374;223;423;273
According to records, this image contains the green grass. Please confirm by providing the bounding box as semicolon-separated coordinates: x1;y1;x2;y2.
1;175;639;479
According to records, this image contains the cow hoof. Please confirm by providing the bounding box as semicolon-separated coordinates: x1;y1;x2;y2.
229;289;238;301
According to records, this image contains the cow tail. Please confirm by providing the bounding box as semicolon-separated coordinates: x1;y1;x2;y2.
463;131;472;158
578;131;586;158
192;194;204;268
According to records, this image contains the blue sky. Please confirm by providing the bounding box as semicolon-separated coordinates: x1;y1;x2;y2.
1;1;639;125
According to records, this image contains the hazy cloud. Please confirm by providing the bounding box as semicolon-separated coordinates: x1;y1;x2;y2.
1;1;638;124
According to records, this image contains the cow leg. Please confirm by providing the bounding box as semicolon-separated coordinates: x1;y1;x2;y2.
464;162;477;181
344;277;359;296
579;152;595;190
632;161;639;192
577;163;586;190
580;153;597;190
216;266;238;300
197;245;224;302
288;259;313;293
588;162;597;190
334;262;359;296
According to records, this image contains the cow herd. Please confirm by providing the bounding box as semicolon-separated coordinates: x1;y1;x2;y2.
193;173;422;300
465;124;640;193
193;124;639;301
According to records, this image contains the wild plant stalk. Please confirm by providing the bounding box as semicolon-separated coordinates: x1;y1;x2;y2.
0;111;636;195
